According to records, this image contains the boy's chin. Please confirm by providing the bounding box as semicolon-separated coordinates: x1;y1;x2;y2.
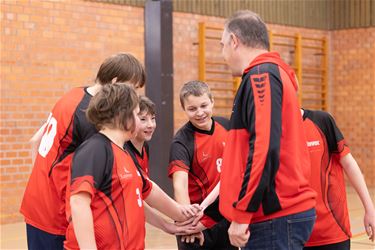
137;135;152;142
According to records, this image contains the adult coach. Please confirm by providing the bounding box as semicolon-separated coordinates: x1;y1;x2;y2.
219;10;316;249
20;53;145;250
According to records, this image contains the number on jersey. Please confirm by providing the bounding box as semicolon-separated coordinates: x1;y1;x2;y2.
38;113;58;157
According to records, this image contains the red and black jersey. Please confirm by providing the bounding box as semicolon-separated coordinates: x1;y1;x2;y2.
20;87;97;235
303;109;351;246
124;141;150;178
64;133;152;250
168;117;229;227
219;52;316;224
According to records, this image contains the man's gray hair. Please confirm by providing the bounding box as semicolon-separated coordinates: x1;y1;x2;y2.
225;10;270;51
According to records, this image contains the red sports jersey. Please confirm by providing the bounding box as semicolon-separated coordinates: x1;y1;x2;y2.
220;52;316;224
20;87;97;235
303;109;351;246
64;133;152;250
124;141;150;178
168;117;229;227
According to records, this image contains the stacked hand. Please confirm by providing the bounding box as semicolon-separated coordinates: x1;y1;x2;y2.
174;205;207;246
178;203;202;220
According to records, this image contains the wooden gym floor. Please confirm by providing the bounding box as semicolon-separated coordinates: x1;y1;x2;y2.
1;186;374;249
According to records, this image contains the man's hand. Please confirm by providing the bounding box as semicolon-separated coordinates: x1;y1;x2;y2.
228;221;250;247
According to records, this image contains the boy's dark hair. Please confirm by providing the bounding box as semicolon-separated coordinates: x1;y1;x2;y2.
179;80;212;109
96;52;145;88
225;10;270;51
139;96;156;116
86;83;139;132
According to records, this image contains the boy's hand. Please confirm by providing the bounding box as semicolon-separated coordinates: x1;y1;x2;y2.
174;208;204;227
175;222;206;235
179;203;202;218
191;209;204;226
164;222;196;235
175;216;195;226
181;232;205;246
364;209;375;241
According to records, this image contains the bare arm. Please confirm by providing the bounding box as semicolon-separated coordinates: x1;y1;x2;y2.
201;181;220;210
188;181;221;226
172;171;190;205
30;123;47;165
341;153;375;241
144;202;194;235
145;181;199;222
70;192;97;250
144;202;171;232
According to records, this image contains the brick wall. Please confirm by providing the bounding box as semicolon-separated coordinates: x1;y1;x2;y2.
1;0;374;224
1;0;145;224
331;28;375;186
173;13;225;129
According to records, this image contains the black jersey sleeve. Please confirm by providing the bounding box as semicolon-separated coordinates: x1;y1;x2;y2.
167;140;192;177
71;136;113;194
308;110;346;154
169;141;191;170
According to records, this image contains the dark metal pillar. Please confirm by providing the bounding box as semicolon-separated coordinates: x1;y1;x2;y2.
145;0;174;196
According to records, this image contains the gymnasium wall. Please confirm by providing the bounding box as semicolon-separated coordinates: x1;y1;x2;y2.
330;28;375;187
1;0;374;224
0;0;145;224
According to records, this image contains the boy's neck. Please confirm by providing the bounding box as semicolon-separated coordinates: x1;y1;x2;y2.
100;127;129;149
193;117;213;131
130;138;144;154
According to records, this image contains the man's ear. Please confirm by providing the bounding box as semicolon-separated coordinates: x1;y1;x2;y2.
230;33;239;49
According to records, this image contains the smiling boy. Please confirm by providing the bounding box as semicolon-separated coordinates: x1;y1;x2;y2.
168;81;235;250
124;96;156;177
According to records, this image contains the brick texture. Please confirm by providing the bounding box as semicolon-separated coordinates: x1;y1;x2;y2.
1;0;374;224
1;0;145;224
331;28;375;187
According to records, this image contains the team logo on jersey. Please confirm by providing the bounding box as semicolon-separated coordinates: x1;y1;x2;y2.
119;166;132;180
201;151;211;162
307;140;320;147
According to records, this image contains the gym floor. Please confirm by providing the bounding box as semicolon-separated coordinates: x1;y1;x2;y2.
1;186;374;249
